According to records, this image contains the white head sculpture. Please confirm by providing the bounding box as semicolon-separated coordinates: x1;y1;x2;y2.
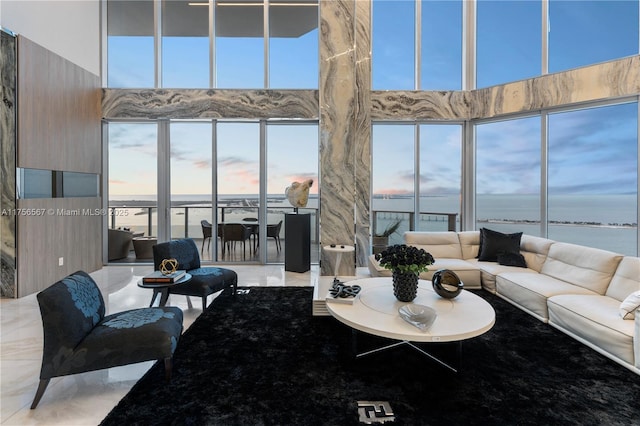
285;179;314;208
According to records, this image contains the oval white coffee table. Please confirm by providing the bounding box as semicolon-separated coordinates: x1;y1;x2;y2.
326;277;495;372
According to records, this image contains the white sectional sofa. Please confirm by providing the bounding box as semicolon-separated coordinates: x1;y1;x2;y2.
368;230;640;375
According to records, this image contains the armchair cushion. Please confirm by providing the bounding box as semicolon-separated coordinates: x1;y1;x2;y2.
37;271;105;377
152;239;238;310
153;239;201;271
36;271;183;380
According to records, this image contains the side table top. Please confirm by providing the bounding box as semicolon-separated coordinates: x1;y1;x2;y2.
326;277;495;343
323;245;355;253
137;272;192;288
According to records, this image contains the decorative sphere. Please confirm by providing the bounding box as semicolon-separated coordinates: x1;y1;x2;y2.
432;269;463;299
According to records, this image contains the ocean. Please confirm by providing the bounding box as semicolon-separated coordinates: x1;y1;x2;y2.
109;193;638;256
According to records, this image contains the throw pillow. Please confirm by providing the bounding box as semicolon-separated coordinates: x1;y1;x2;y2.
477;228;523;262
619;290;640;320
497;252;527;268
476;228;485;258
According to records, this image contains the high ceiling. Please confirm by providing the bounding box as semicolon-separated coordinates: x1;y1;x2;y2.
107;0;318;38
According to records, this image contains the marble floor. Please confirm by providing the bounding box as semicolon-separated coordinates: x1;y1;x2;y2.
0;264;369;425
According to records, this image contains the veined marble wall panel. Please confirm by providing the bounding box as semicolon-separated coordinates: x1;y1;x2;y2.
472;56;640;119
319;0;357;276
353;0;371;270
0;31;17;298
371;90;471;121
102;89;319;120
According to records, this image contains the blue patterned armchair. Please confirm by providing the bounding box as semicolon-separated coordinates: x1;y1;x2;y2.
31;271;183;409
153;238;238;311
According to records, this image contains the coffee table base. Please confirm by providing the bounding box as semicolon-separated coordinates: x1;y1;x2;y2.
351;330;462;373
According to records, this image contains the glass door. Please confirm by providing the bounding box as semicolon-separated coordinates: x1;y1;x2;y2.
107;122;158;262
216;122;261;262
266;123;319;263
169;121;214;259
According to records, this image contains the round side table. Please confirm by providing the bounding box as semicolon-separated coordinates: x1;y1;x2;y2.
323;245;355;277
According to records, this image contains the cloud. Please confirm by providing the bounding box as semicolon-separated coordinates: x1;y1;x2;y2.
193;160;210;169
219;156;255;168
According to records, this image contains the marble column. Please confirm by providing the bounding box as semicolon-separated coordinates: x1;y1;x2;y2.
0;30;17;298
319;0;371;275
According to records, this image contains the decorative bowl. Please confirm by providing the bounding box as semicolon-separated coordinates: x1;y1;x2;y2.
398;303;437;332
432;269;464;299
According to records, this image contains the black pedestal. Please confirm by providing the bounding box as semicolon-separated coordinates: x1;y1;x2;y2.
285;213;310;272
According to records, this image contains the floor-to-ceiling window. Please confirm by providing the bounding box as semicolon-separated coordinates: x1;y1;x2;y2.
266;123;319;262
269;1;318;89
169;121;213;254
372;123;462;245
108;123;158;237
475;116;542;235
372;0;415;90
372;124;415;246
418;124;462;231
420;0;462;90
162;1;209;87
548;0;639;73
473;101;638;256
476;0;541;88
106;0;319;89
215;2;264;88
216;122;261;261
373;0;463;90
106;0;154;87
547;103;638;255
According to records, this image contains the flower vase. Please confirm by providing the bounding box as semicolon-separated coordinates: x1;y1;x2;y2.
392;270;419;302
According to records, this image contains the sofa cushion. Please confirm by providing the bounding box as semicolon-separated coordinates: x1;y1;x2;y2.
477;228;522;262
496;272;597;322
540;242;623;295
458;231;480;260
605;257;640;302
468;259;538;294
620;291;640;320
404;231;462;259
519;235;554;272
548;294;635;366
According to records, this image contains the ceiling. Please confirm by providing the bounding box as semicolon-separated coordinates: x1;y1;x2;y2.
107;0;318;38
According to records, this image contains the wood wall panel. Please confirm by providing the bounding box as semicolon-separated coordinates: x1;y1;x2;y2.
17;36;101;173
17;198;102;298
14;36;102;298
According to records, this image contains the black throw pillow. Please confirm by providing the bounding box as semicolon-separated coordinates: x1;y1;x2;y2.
497;252;527;268
476;228;485;258
477;228;523;262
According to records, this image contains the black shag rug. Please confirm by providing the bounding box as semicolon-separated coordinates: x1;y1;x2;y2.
100;287;640;426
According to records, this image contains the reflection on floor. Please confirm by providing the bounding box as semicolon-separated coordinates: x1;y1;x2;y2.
0;264;368;425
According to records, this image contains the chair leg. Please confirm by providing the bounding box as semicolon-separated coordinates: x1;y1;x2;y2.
31;378;51;409
164;357;173;381
202;296;207;311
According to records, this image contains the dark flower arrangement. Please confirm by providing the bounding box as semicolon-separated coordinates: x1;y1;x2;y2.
375;244;435;275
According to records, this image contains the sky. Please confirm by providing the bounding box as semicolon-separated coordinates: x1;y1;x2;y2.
107;0;639;200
